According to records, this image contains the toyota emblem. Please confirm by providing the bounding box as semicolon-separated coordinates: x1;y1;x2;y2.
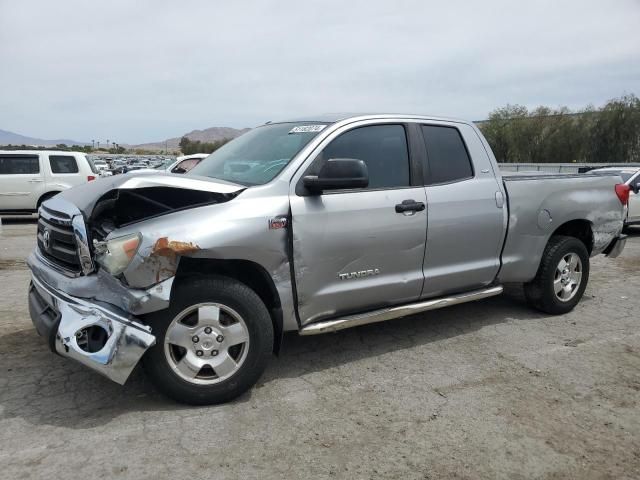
43;228;51;251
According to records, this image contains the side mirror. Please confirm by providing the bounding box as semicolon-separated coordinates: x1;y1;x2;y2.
303;158;368;193
172;166;187;174
632;184;639;195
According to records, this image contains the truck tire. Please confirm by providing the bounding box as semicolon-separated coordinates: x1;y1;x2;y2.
524;235;590;315
143;275;273;405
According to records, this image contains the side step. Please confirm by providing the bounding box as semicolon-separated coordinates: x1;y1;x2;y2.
299;285;503;336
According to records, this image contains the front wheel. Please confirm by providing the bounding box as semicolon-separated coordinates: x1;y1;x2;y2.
143;275;274;405
524;235;590;315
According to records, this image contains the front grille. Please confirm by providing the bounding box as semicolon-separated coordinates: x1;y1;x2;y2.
37;208;81;274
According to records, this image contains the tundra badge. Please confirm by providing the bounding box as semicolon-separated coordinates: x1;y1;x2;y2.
338;269;380;280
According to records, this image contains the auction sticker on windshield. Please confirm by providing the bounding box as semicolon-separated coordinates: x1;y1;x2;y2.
289;125;327;134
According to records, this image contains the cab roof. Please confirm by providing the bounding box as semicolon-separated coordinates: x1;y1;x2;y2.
271;113;471;125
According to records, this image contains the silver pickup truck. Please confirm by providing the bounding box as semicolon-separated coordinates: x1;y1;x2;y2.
27;114;629;404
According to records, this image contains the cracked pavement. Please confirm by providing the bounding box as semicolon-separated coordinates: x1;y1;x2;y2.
1;219;639;479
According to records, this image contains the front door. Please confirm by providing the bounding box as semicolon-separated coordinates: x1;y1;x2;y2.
0;153;44;211
290;124;427;325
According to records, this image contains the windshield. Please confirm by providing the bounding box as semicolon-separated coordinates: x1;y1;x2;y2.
188;122;328;185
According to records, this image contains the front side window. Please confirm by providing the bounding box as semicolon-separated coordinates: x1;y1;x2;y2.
49;155;79;174
0;155;39;174
313;124;410;189
189;122;327;186
421;125;473;185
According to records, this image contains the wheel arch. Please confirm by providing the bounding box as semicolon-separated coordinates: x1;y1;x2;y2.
37;191;62;209
175;257;284;354
550;219;594;254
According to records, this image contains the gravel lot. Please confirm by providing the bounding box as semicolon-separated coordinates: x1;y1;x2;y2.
1;219;639;479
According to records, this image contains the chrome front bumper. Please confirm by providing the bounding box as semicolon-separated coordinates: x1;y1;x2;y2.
29;274;156;385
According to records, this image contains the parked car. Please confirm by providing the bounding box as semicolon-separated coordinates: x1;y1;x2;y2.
0;150;97;215
136;154;207;174
588;167;640;227
153;158;176;170
92;160;113;177
27;114;628;404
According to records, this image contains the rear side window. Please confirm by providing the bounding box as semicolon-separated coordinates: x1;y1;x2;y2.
318;124;410;189
88;158;99;174
620;172;633;183
49;155;79;173
173;158;201;173
0;155;40;174
421;125;473;185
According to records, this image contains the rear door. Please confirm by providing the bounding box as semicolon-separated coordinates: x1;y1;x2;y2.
290;123;427;325
419;123;506;297
45;153;82;190
0;153;44;211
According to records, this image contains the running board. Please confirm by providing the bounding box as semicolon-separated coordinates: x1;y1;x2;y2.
299;285;504;336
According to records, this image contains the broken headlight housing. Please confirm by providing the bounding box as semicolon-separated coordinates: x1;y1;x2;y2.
94;233;141;275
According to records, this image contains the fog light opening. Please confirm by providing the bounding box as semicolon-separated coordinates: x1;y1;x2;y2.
76;325;109;353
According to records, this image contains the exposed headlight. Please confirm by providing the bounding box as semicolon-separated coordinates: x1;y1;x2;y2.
95;233;141;275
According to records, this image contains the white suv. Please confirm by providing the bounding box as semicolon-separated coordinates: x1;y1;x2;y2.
0;150;98;215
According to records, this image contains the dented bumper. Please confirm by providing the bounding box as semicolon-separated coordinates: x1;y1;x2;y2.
27;250;174;315
29;273;156;385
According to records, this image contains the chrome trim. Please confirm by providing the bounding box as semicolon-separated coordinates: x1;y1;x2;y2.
299;286;504;335
39;205;72;225
38;200;94;276
72;214;94;274
30;274;155;385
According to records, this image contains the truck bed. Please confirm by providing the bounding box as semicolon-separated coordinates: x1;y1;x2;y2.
498;172;624;283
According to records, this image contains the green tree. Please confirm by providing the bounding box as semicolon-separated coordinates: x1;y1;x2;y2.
479;94;640;164
179;137;231;155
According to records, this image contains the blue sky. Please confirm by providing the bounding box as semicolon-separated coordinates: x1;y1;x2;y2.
1;0;639;143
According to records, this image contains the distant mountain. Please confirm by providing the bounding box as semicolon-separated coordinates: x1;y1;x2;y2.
0;126;250;151
0;129;89;146
132;126;250;151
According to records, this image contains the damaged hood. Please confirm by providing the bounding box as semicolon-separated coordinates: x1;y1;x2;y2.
57;172;245;217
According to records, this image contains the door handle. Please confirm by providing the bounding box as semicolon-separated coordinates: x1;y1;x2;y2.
395;199;425;213
28;179;44;183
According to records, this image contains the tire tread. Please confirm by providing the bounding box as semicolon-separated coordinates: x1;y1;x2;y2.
524;235;589;315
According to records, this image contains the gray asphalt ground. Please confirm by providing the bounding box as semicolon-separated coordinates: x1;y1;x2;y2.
1;219;639;479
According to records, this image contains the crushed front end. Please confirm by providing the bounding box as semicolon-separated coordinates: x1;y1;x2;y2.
28;274;155;384
27;174;244;384
27;197;163;384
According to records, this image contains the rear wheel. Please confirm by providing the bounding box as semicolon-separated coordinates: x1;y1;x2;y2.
143;275;273;405
524;235;589;315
